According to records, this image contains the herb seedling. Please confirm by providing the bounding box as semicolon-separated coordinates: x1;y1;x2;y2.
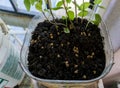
24;0;104;30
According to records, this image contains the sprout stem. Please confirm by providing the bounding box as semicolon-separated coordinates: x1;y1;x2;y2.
62;0;75;29
81;0;84;23
42;11;49;21
74;0;77;18
85;5;98;29
46;0;55;21
82;0;85;19
62;0;69;19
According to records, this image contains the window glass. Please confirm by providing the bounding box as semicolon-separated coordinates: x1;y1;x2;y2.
8;25;25;43
0;0;13;8
17;0;39;12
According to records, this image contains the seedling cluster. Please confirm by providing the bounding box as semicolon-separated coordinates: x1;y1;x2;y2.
24;0;104;33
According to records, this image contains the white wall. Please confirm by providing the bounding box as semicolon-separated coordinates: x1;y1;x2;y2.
102;0;120;86
103;0;120;52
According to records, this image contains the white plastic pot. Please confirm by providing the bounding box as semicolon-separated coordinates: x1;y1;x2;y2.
20;13;114;88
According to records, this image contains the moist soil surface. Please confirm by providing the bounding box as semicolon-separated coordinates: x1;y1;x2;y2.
28;18;105;80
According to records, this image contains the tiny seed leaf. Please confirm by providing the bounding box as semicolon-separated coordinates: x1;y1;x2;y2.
62;16;66;19
64;28;70;33
24;0;31;11
66;0;72;3
35;1;42;12
80;2;90;10
93;14;102;26
98;5;105;9
94;0;102;4
30;0;35;5
95;14;102;23
66;6;71;10
44;9;49;12
68;10;74;20
78;11;88;17
52;7;63;10
57;1;63;7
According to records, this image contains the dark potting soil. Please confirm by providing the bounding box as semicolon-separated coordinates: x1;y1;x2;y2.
28;18;105;80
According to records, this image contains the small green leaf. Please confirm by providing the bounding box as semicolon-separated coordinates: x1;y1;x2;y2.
62;16;66;20
66;0;72;3
80;2;90;10
94;0;102;4
64;28;70;33
30;0;35;5
93;14;102;26
35;1;42;12
95;14;102;23
78;11;88;17
24;0;31;11
66;6;71;10
68;10;74;20
52;7;63;10
92;21;97;25
44;9;49;12
57;1;63;7
98;5;105;9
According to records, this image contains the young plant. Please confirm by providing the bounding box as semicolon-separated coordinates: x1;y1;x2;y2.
24;0;104;30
